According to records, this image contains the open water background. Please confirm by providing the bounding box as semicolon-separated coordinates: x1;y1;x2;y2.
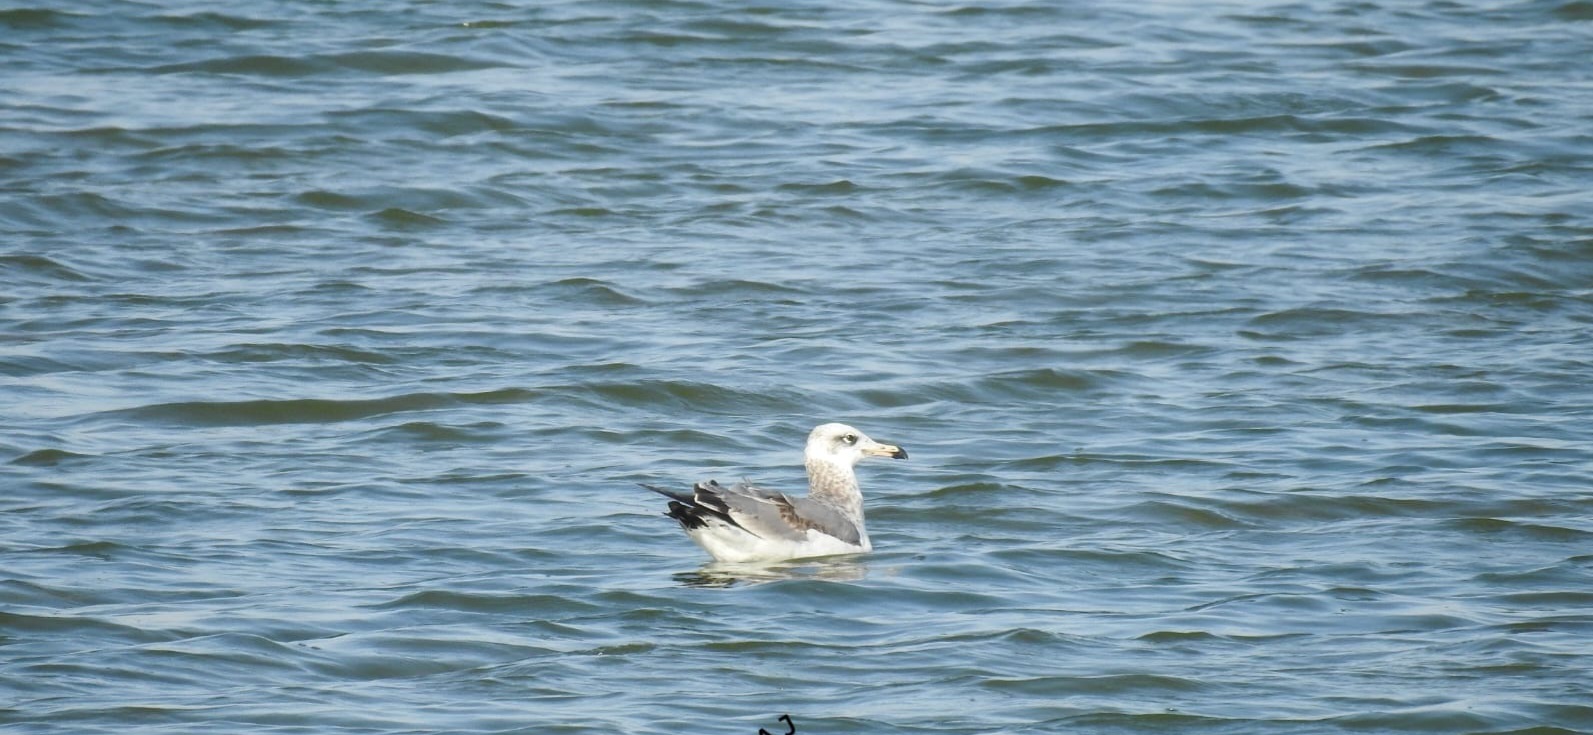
4;1;1593;733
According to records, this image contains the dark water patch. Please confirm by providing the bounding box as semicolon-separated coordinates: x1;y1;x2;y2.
8;448;91;466
150;51;498;77
1350;60;1511;79
1213;493;1454;524
1409;402;1513;415
547;206;615;217
1446;517;1593;543
987;627;1085;647
152;11;278;32
691;637;837;657
1011;453;1223;473
1110;339;1220;360
919;168;1076;195
665;278;812;299
1240;307;1417;340
48;124;165;149
363;420;506;444
1326;707;1515;734
142;632;312;675
0;253;95;282
1134;629;1225;644
1554;0;1593;19
370;590;598;615
2;8;90;34
1493;589;1593;608
776;178;861;195
538;277;647;306
326;50;501;75
984;672;1207;695
369;207;448;227
101;388;542;427
297;190;365;210
1150;179;1314;201
210;223;317;237
1270;37;1418;59
51;494;261;535
910;367;1116;404
851;385;938;409
1439;289;1572;313
132;143;310;178
1117;498;1256;530
8;192;148;226
0;579;112;610
150;54;337;77
18;540;137;561
920;481;1013;499
205;342;400;365
988;546;1196;577
1362;133;1505;156
0;610;179;645
313;182;500;212
761;578;1006;613
344;108;520;138
1470;561;1593;602
572;379;802;414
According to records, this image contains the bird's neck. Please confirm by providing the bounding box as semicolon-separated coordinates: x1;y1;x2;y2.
805;458;863;518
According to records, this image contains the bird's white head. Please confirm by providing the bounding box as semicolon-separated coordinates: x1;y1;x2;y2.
805;422;909;467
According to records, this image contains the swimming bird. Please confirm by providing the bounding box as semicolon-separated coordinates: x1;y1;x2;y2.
643;423;908;563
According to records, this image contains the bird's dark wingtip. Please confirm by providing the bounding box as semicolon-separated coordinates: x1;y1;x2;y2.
665;500;710;530
640;483;691;502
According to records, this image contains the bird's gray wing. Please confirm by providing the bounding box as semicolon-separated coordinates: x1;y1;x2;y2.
715;481;863;546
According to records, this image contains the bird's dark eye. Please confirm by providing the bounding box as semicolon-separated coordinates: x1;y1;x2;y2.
842;434;858;445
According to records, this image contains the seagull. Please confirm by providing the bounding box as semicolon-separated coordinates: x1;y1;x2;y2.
643;423;908;563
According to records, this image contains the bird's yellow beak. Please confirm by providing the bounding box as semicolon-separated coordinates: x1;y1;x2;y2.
864;442;908;460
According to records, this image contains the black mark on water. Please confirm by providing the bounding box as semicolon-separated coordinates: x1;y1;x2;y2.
758;713;795;735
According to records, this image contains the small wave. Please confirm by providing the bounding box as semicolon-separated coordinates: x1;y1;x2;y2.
1446;517;1593;542
327;108;519;137
325;50;500;75
150;50;499;77
0;610;173;644
151;11;277;31
666;278;811;298
105;388;540;427
538;277;648;306
9;448;90;467
1118;498;1256;530
5;192;147;228
776;179;862;194
1210;493;1452;523
1362;133;1503;155
898;368;1115;405
1240;307;1413;340
369;590;597;614
0;253;95;282
572;379;802;414
0;7;75;28
922;168;1076;195
151;54;336;77
984;672;1207;695
203;342;399;365
1556;1;1593;20
368;207;447;227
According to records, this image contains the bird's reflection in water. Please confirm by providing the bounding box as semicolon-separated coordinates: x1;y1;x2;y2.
673;555;869;588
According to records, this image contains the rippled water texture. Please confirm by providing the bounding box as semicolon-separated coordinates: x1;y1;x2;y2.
4;1;1592;733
